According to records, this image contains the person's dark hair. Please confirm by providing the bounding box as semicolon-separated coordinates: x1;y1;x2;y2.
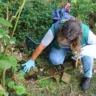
61;18;82;41
58;18;82;56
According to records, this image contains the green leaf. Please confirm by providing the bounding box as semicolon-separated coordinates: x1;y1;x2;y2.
10;37;16;44
15;70;25;80
0;1;6;6
4;56;17;67
0;53;4;59
0;60;12;70
0;28;8;36
8;81;27;95
4;36;10;45
14;85;26;95
71;0;78;3
8;81;15;89
0;18;12;27
0;91;6;95
0;56;17;70
74;0;78;3
0;88;8;96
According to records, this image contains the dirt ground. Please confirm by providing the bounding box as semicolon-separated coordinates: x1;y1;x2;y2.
24;59;96;96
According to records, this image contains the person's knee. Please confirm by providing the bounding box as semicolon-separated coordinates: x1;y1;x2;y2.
84;60;92;65
82;56;94;65
50;56;64;65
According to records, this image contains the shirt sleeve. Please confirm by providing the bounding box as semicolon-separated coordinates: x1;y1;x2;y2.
87;30;96;45
41;28;54;47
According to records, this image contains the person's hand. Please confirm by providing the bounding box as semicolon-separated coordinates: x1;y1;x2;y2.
22;59;35;72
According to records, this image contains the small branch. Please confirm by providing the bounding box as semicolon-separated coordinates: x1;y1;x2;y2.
4;45;8;55
35;87;46;91
4;6;9;55
70;84;73;96
10;8;20;23
6;7;9;21
11;0;26;37
35;72;60;83
2;67;6;90
35;76;54;83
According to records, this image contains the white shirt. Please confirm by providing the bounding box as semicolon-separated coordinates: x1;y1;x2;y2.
41;29;96;47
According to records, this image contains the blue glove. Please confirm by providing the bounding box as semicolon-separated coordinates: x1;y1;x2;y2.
71;55;84;60
22;59;35;72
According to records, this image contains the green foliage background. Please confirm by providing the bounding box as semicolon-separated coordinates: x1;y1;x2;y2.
71;0;96;23
0;0;96;95
14;0;96;43
16;0;59;43
1;0;96;44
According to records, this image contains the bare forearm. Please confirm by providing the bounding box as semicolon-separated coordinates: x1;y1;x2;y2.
30;43;46;61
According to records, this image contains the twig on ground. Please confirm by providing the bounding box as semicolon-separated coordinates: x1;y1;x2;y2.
70;84;73;96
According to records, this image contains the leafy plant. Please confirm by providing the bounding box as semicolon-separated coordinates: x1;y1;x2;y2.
8;81;27;95
15;70;25;80
0;0;28;95
70;0;96;24
0;55;17;70
14;0;59;44
0;85;8;96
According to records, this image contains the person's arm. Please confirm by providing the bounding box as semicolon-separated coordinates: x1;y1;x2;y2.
87;30;96;44
31;28;54;60
22;28;54;72
30;43;46;61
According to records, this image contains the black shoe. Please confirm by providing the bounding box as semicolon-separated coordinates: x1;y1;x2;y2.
80;77;91;91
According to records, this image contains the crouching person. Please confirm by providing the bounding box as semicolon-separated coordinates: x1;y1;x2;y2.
22;18;96;91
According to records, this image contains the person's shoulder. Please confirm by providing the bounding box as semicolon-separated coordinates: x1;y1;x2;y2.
81;22;89;33
81;22;89;28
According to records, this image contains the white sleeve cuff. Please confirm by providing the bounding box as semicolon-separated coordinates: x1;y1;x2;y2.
87;30;96;45
41;29;54;47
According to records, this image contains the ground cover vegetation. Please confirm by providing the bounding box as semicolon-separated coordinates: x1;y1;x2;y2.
0;0;96;96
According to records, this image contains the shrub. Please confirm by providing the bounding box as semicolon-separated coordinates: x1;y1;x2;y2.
70;0;96;24
15;0;59;43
